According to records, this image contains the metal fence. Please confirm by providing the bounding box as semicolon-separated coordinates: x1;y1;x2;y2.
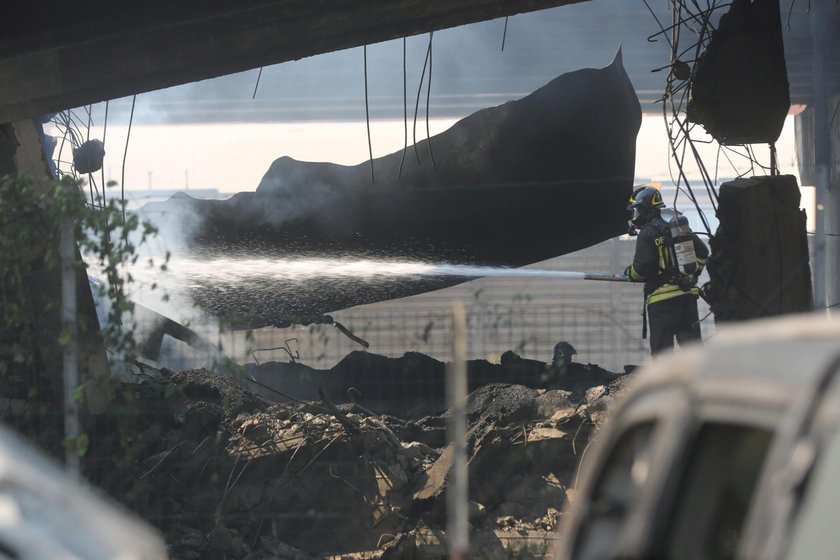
225;237;714;374
2;235;718;559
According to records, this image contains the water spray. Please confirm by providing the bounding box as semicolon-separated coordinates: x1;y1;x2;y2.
146;257;633;283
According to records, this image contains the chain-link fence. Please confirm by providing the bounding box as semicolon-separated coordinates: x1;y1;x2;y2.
3;232;717;559
217;237;714;374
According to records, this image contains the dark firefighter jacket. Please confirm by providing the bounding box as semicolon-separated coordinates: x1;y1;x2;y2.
626;214;709;305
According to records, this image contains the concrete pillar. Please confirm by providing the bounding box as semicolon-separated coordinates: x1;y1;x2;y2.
1;119;111;416
811;0;833;311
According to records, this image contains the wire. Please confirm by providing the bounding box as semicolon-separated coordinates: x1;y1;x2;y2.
501;16;509;51
101;100;109;210
828;96;840;135
86;104;95;207
398;37;408;178
363;45;374;184
424;32;437;172
787;0;797;31
54;112;72;173
642;0;674;50
646;0;783;239
121;94;137;223
252;67;264;100
412;37;431;165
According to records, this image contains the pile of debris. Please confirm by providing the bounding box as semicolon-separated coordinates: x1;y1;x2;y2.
83;358;631;559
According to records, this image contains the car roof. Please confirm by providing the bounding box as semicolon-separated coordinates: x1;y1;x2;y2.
625;314;840;413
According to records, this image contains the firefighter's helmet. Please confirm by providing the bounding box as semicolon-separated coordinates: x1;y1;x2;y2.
628;186;665;226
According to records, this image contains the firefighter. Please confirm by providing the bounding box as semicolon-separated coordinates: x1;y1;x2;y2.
623;186;709;354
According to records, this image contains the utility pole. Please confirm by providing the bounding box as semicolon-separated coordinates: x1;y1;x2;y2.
812;0;831;311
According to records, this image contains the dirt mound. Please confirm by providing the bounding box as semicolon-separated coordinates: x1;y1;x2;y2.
84;365;631;558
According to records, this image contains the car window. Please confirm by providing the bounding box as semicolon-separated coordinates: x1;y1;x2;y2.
785;423;840;560
572;421;657;560
658;423;773;560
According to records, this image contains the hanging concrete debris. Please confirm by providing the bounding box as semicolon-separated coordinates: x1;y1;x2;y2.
705;175;812;321
72;139;105;174
687;0;790;144
141;51;641;327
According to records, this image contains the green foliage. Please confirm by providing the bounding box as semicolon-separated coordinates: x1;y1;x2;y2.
512;542;549;559
0;173;165;454
63;433;89;457
1;174;165;364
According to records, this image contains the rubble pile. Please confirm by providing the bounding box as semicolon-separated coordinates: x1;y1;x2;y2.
246;349;624;417
84;361;630;559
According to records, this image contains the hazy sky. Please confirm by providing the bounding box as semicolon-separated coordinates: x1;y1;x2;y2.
68;114;800;196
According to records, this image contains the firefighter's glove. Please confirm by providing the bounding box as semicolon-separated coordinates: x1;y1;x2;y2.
623;266;638;281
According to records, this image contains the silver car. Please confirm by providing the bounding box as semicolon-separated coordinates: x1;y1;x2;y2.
555;315;840;560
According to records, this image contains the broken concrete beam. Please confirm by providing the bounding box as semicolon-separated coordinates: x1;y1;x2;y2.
141;52;642;327
707;175;812;321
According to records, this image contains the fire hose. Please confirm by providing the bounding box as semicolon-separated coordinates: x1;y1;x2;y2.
556;272;631;282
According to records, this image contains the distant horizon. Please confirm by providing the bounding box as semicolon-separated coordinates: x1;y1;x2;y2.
50;114;801;199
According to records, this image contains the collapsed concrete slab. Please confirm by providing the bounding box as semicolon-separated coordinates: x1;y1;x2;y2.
141;51;642;327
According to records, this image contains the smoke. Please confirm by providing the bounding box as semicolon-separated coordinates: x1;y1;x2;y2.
66;0;672;370
76;1;669;126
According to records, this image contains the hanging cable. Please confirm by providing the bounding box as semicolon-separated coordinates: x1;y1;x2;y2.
425;32;437;172
54;113;71;176
501;17;509;51
121;94;137;223
252;67;264;99
398;37;409;178
413;37;432;165
101;100;109;210
99;101;112;243
363;45;374;183
828;96;840;133
86;104;96;207
642;0;674;49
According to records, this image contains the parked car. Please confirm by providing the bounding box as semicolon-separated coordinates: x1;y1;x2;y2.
554;315;840;560
0;422;167;559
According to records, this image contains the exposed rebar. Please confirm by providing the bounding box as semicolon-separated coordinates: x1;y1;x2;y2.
121;94;137;224
364;45;375;183
252;66;264;99
425;32;437;172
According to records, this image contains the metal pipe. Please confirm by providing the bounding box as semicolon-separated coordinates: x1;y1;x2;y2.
583;272;631;282
60;216;80;477
447;302;468;560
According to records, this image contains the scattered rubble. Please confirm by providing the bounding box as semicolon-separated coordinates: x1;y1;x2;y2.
245;349;624;417
83;354;631;559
